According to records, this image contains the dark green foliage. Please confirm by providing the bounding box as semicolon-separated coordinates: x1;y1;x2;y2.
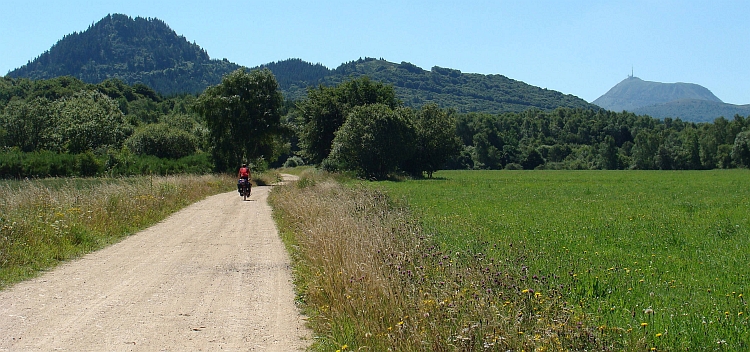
282;156;305;168
297;76;401;164
104;152;212;176
401;104;462;177
193;68;284;172
7;12;598;114
0;89;130;154
454;108;749;170
0;149;212;178
7;14;239;95
279;58;597;115
0;150;103;177
0;75;221;176
328;104;415;179
732;130;750;167
259;59;330;93
124;123;198;159
76;151;102;177
0;150;78;177
0;97;54;152
521;149;545;170
54;90;130;153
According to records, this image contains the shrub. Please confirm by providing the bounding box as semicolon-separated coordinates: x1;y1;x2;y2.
124;123;198;159
504;162;523;170
283;156;305;168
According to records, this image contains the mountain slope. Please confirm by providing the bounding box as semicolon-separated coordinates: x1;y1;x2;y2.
632;99;750;123
7;14;239;95
7;14;596;113
262;58;598;113
593;76;722;112
593;76;750;122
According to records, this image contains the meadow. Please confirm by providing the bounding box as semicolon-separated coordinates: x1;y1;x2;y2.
379;170;749;350
271;169;748;351
0;174;235;288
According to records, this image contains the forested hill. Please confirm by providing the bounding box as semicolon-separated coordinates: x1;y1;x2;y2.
6;14;239;95
6;14;595;113
260;58;598;113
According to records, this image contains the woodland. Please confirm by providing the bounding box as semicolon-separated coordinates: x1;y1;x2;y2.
1;72;749;179
1;14;749;178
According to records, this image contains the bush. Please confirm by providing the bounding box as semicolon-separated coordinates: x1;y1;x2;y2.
0;150;213;178
0;150;78;178
76;152;102;177
283;156;305;168
124;123;198;159
504;162;523;170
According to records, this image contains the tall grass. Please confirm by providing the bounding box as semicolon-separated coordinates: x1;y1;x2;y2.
0;174;234;288
270;170;600;351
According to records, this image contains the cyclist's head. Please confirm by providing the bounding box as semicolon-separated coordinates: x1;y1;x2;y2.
242;164;247;168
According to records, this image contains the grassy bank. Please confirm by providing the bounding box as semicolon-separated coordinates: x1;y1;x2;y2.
379;170;749;350
270;170;598;351
0;174;234;289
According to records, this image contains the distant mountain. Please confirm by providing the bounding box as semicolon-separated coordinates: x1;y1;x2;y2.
593;76;722;112
7;14;239;95
632;99;750;123
593;76;749;122
260;57;598;113
6;14;597;113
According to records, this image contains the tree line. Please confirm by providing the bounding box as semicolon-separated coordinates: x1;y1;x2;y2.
452;108;750;170
1;70;749;179
0;75;211;177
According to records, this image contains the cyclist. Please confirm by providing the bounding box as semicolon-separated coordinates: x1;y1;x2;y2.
238;164;251;194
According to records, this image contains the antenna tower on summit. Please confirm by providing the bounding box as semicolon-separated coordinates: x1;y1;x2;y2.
629;66;633;78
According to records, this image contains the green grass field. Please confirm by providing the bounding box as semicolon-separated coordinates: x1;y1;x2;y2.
377;170;749;350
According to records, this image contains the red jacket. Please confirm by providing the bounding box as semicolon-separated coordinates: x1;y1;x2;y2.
239;167;249;178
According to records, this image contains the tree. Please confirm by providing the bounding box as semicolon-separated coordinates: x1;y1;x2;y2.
327;104;415;179
194;68;283;172
53;90;130;154
297;76;400;164
402;104;462;177
599;135;619;170
521;148;545;170
731;130;750;167
632;130;659;169
0;97;54;151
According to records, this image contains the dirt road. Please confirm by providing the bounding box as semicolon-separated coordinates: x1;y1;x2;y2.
0;176;310;351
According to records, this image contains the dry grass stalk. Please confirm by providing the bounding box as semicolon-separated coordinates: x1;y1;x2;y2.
270;170;602;351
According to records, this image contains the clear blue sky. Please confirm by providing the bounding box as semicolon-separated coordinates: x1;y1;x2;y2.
2;0;749;104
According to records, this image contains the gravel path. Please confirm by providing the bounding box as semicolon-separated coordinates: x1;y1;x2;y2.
0;175;310;351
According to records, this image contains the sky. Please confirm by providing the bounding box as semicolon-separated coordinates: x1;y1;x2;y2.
2;0;749;104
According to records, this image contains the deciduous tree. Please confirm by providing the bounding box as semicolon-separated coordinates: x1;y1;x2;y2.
297;76;400;164
328;104;415;179
194;68;283;172
402;104;462;177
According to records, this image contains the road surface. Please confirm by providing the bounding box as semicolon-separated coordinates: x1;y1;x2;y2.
0;176;310;351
